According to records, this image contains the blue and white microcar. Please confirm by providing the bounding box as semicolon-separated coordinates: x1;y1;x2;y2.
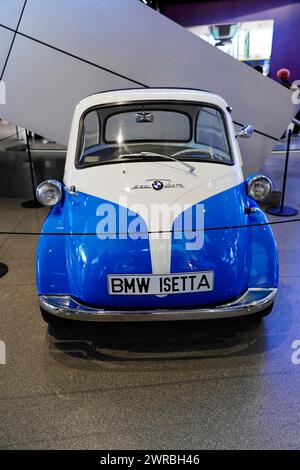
36;88;278;324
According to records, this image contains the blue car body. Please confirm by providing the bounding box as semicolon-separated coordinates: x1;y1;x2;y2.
36;89;278;321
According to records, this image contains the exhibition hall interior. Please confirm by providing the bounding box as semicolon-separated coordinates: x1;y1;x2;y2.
0;0;300;452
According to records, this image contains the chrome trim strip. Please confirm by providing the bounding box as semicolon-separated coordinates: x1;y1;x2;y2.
39;288;277;322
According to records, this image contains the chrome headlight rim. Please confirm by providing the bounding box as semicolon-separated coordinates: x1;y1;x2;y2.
36;179;63;207
247;175;273;202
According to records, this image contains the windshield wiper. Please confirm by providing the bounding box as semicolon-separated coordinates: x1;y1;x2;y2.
120;152;195;173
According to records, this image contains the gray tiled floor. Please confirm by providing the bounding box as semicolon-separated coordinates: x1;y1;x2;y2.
0;148;300;449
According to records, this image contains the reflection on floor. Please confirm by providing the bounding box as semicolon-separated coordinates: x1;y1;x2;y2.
0;125;300;449
273;134;300;152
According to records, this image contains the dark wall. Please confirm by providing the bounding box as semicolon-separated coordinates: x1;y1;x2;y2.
163;0;300;81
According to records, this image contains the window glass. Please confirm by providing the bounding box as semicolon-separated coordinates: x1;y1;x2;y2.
196;107;230;157
105;110;191;143
78;103;232;167
83;110;100;149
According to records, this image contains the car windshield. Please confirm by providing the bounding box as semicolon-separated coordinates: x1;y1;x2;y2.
77;101;232;167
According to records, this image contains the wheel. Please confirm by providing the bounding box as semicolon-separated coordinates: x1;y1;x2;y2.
254;302;274;320
40;307;66;325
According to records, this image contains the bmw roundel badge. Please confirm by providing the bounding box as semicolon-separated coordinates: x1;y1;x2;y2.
152;180;164;191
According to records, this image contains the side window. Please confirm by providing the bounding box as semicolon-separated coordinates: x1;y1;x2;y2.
82;110;100;150
196;107;230;155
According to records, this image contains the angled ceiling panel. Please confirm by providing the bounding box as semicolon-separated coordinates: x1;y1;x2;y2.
0;0;298;174
237;129;278;175
0;27;14;76
0;35;140;145
17;0;296;138
0;0;26;30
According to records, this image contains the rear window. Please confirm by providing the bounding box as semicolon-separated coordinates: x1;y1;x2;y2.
105;110;191;143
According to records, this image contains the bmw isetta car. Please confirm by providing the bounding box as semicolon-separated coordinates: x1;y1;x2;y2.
36;88;278;324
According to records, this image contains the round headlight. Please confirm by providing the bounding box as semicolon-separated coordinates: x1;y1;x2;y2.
36;180;62;206
247;175;273;202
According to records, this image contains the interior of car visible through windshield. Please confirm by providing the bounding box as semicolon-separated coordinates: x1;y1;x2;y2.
77;101;233;168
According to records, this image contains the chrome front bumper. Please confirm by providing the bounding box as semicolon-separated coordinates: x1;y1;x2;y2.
39;288;277;322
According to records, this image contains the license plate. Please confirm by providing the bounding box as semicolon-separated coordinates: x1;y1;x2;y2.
108;272;214;295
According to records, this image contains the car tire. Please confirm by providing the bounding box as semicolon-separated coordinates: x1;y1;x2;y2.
40;307;65;325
